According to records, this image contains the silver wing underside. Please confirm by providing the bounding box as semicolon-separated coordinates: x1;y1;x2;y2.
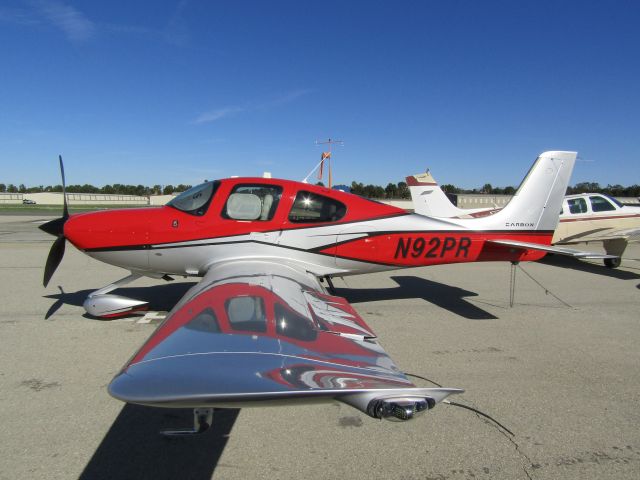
109;260;461;420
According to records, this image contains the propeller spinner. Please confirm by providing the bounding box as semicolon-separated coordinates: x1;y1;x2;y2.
40;155;69;287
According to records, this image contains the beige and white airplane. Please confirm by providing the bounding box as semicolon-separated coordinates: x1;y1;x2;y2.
554;193;640;268
407;172;640;268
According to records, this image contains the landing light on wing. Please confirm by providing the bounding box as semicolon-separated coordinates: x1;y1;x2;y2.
368;396;435;421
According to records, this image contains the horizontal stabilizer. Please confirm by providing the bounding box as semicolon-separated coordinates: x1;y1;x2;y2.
487;239;619;259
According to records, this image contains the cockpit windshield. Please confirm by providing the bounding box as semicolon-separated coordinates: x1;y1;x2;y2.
603;194;624;208
167;181;219;216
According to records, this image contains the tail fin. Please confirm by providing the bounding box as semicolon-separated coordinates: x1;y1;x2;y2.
407;171;500;218
406;171;466;217
475;151;577;231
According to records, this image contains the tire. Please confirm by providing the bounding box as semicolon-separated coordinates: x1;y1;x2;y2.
604;257;621;269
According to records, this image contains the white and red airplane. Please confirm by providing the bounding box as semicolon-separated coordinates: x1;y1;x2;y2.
40;151;604;432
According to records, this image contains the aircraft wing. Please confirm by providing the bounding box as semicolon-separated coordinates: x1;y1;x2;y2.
109;260;462;421
556;227;640;245
486;239;618;259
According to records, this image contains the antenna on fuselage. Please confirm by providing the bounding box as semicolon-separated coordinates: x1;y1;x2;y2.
302;138;344;188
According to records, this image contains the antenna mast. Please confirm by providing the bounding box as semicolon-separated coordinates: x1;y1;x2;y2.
302;138;344;188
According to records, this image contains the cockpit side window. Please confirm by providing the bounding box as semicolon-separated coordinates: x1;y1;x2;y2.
605;195;624;208
590;196;616;212
567;198;588;214
288;191;346;223
167;181;219;216
223;184;283;221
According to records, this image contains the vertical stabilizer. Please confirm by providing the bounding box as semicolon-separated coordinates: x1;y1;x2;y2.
407;172;500;218
477;151;576;231
406;172;465;217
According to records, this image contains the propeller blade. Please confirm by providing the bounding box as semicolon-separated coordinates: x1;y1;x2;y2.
43;235;66;288
39;216;66;237
59;155;69;220
42;155;70;287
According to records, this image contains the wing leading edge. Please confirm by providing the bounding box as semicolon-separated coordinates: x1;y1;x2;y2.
109;260;462;421
558;227;640;245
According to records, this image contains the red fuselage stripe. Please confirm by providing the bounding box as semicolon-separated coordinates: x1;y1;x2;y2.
319;231;552;266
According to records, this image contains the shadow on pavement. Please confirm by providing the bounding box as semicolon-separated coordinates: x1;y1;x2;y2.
539;254;640;280
43;282;197;320
79;405;240;480
335;275;498;320
47;275;502;321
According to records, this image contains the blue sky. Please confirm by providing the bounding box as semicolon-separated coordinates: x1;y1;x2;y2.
1;1;639;189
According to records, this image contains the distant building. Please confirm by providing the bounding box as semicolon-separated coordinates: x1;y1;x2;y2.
0;193;23;204
451;194;513;209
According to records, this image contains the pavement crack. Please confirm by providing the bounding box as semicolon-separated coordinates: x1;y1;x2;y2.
497;426;535;480
455;399;537;480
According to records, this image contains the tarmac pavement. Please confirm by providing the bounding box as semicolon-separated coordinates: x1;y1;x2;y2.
1;215;639;480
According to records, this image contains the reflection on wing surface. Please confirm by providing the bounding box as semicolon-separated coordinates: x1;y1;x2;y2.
110;261;461;420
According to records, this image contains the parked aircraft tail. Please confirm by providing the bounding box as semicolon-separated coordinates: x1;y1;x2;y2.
407;171;497;218
404;151;615;261
407;171;464;217
468;151;618;260
472;151;577;232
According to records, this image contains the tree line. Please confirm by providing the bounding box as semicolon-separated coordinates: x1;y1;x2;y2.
349;181;640;199
0;183;192;196
1;180;638;199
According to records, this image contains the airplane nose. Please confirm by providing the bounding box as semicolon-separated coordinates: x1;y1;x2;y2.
60;212;109;251
60;208;152;251
61;214;88;249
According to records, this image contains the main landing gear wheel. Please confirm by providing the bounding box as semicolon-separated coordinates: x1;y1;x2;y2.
604;257;621;269
83;273;149;318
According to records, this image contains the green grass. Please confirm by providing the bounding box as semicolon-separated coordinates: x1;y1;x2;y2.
0;204;153;215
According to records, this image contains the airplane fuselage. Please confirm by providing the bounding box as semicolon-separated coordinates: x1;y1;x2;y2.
554;193;640;244
63;177;548;280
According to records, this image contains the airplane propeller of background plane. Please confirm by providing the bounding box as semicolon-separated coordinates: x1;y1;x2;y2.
40;151;600;431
